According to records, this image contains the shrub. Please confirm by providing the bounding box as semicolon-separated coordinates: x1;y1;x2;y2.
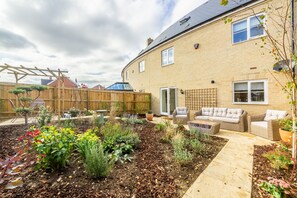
171;134;193;165
61;119;76;129
125;115;144;125
260;177;291;198
76;129;99;159
154;122;167;132
161;126;176;143
188;129;211;141
69;107;80;117
35;126;76;171
189;139;205;154
37;106;52;128
84;142;113;178
263;146;293;170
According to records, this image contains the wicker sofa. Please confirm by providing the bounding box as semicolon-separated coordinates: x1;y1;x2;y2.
173;107;190;124
248;109;289;140
194;107;248;132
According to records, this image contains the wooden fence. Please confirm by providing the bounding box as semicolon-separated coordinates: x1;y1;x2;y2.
0;83;151;120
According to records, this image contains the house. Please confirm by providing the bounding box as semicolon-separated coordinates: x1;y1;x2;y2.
107;82;134;91
46;77;77;88
92;84;106;90
121;0;293;116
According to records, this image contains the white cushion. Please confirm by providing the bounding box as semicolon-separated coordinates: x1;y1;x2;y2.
209;116;239;123
226;108;243;119
251;121;268;129
264;110;287;121
176;107;187;115
195;116;210;120
176;115;187;118
201;107;213;116
213;108;227;117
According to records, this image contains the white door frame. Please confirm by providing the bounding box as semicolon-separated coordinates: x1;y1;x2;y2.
160;87;178;115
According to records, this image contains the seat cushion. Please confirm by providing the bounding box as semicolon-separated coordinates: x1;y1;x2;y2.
213;108;227;117
251;121;268;128
264;110;287;121
176;115;188;118
201;107;213;116
195;116;210;120
251;121;268;138
176;107;187;115
209;116;239;123
226;108;243;119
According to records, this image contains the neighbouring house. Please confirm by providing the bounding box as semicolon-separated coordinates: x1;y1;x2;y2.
107;82;134;91
44;77;78;88
121;0;294;116
92;84;106;90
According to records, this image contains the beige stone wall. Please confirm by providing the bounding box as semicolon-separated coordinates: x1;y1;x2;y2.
123;0;292;116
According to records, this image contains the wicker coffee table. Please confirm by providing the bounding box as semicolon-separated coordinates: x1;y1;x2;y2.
187;120;220;135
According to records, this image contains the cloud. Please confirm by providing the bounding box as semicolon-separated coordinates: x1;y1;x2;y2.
0;28;37;51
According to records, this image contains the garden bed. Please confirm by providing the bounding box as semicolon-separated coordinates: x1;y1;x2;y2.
0;121;227;197
252;144;297;197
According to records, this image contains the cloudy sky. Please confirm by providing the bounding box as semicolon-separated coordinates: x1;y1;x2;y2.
0;0;207;87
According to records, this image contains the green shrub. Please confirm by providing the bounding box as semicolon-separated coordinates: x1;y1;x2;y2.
76;129;99;159
125;115;144;125
69;107;80;117
188;129;211;141
189;139;205;154
61;119;76;129
171;134;193;165
35;126;76;171
84;142;113;178
154;122;167;132
260;177;291;198
37;106;52;128
263;147;293;170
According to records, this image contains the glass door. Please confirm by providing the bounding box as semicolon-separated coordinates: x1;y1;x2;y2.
160;87;177;115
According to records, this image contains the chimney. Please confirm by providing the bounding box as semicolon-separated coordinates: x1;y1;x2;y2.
147;38;154;46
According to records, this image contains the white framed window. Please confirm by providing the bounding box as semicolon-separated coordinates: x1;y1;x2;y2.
233;80;268;104
139;60;145;73
232;13;265;44
126;70;129;80
161;47;174;66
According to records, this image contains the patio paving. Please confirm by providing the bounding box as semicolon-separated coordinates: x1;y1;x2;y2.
152;117;272;198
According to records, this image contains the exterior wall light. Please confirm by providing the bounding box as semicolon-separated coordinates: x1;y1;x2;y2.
211;80;215;84
194;43;199;49
180;89;185;94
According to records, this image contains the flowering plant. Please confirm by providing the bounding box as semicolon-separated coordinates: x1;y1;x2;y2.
260;177;291;198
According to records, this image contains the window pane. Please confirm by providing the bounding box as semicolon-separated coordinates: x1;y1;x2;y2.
162;50;168;65
234;82;248;102
251;82;264;91
234;82;248;91
233;20;247;43
234;93;248;102
168;48;174;64
250;16;264;37
251;82;265;102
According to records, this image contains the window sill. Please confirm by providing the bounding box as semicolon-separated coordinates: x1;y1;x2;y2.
233;102;268;105
161;63;174;67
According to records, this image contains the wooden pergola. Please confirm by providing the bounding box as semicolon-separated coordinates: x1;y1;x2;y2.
0;63;68;117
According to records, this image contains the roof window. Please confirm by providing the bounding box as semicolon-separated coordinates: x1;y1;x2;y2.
179;16;191;25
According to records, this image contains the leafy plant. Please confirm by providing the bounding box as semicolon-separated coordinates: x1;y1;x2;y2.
37;106;52;128
68;107;80;117
171;133;193;165
83;108;94;116
260;177;291;198
263;146;293;170
125;115;144;125
189;139;205;154
84;142;113;178
76;129;99;159
35;126;76;171
154;122;167;132
279;119;297;132
61;119;76;129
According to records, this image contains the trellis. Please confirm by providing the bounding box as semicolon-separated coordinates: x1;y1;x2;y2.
185;88;217;110
0;64;68;117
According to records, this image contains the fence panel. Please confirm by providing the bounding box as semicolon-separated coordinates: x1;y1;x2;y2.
0;83;151;120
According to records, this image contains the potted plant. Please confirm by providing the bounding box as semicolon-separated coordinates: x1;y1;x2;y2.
279;119;297;144
146;110;154;121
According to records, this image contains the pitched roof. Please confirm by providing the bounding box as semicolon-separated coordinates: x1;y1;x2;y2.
47;77;77;88
122;0;258;74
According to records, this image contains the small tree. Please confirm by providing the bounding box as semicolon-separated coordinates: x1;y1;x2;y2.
220;0;296;156
9;85;48;126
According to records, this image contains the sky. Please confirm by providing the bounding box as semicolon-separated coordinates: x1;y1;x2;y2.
0;0;207;87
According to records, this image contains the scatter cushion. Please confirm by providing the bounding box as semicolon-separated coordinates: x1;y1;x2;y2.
195;116;210;120
213;108;227;117
226;109;243;119
264;110;287;121
176;107;187;115
201;107;214;116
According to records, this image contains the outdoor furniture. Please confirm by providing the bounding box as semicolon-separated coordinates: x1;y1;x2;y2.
188;120;221;135
248;109;289;140
194;107;247;132
172;107;190;124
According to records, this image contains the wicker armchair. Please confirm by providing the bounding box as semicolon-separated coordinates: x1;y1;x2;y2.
173;107;190;124
248;110;289;141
